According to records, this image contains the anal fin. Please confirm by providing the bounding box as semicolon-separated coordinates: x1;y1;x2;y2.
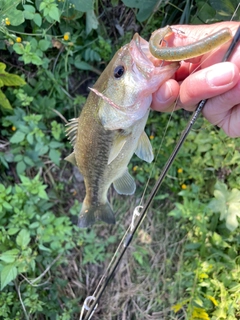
65;152;77;166
113;169;136;195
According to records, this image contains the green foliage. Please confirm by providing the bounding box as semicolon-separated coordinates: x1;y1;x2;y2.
122;0;160;22
0;175;114;316
0;0;24;26
0;63;25;111
0;0;239;318
209;181;240;231
2;107;64;175
192;0;240;23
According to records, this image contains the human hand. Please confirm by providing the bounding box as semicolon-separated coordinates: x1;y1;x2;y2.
151;22;240;137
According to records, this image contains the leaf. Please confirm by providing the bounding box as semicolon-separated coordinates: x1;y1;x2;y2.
3;201;12;210
49;141;63;148
48;6;60;22
10;131;25;143
38;244;51;252
16;161;26;175
5;8;24;26
7;228;19;235
0;63;26;86
23;4;36;13
69;0;94;12
1;264;18;290
16;229;31;250
26;133;34;145
13;43;25;55
0;249;19;263
33;13;42;26
208;181;240;231
229;150;240;165
14;154;23;162
122;0;159;21
30;55;43;65
24;10;35;20
226;203;240;231
39;39;51;51
209;0;237;20
191;1;216;24
0;89;12;110
49;149;60;166
86;10;99;35
74;60;95;71
23;156;34;166
228;188;240;203
39;2;46;11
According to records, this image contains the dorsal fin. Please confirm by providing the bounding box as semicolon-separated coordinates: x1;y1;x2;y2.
65;118;78;146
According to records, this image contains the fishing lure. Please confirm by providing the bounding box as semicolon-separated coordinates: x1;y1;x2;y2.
149;25;232;61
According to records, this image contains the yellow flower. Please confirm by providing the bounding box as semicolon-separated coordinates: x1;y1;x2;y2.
192;307;210;320
63;32;70;41
172;299;189;313
149;135;154;140
5;18;10;25
133;165;138;171
205;295;218;306
178;168;183;173
181;184;187;190
16;37;22;43
11;126;16;131
172;303;182;313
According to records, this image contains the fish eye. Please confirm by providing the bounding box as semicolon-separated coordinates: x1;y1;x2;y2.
113;65;125;78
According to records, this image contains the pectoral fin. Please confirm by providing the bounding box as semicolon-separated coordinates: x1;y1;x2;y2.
108;135;128;165
135;131;154;163
65;152;77;166
113;169;136;195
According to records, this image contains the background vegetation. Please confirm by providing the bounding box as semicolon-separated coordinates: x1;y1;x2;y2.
0;0;240;319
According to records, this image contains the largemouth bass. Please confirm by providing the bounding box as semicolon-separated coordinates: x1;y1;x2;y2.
65;33;179;228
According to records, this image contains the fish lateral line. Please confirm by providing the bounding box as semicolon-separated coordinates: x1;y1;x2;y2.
149;25;232;61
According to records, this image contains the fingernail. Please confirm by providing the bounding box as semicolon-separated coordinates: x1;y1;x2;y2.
156;82;173;103
206;63;235;87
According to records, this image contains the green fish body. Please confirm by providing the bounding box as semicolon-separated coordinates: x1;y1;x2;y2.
66;34;179;228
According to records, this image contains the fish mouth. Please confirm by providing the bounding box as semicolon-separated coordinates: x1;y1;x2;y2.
129;33;179;77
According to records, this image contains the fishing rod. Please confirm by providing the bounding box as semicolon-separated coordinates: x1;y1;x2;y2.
82;25;240;320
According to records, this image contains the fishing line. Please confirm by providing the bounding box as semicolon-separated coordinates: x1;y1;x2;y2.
81;26;240;320
231;2;240;21
139;104;178;207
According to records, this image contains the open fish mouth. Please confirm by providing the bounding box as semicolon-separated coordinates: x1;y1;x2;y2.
93;33;179;131
129;33;178;78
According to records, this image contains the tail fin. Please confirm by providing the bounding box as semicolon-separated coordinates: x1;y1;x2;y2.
78;202;115;228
